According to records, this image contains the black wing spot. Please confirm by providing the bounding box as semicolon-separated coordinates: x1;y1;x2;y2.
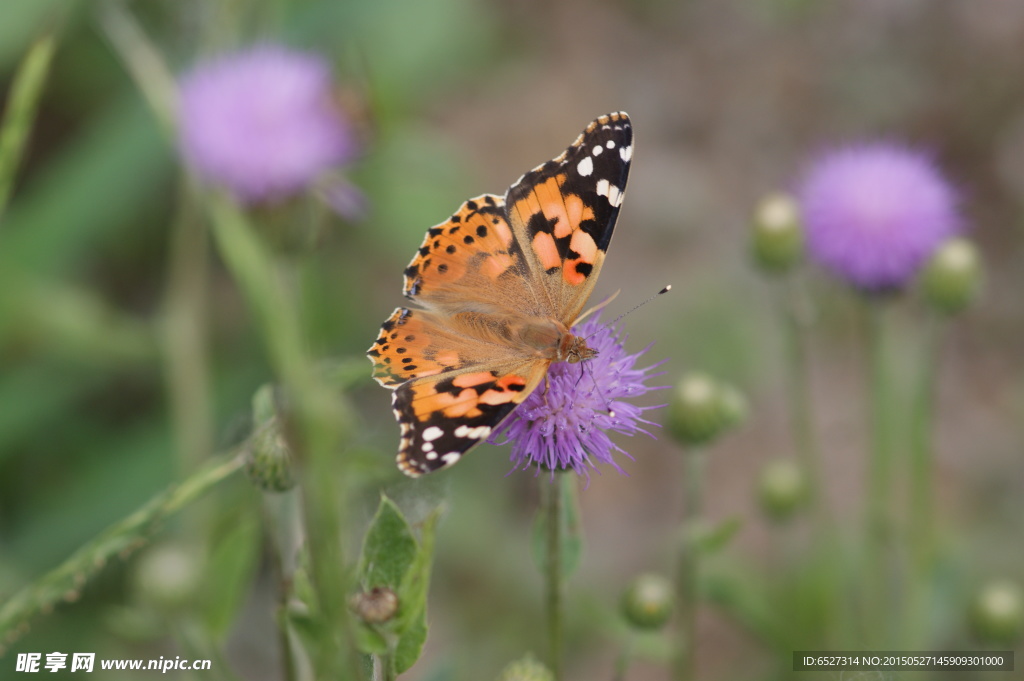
404;335;416;341
446;244;457;254
451;214;462;223
466;200;478;211
476;225;488;237
575;262;593;278
438;263;449;273
402;357;413;364
405;365;418;371
463;235;475;245
396;347;406;354
428;227;443;237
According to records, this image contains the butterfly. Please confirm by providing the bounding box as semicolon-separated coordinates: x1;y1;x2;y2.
368;112;632;476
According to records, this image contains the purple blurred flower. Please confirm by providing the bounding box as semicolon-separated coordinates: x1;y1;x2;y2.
178;45;355;203
489;316;666;479
798;143;961;291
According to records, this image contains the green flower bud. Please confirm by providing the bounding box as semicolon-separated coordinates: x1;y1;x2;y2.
133;544;202;611
970;580;1023;644
922;237;982;314
717;383;748;431
751;193;804;274
621;573;674;630
668;373;725;446
350;586;399;624
496;653;554;681
245;419;296;492
757;458;807;521
245;383;296;492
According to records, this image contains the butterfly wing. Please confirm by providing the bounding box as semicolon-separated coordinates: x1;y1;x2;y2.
505;111;632;324
368;306;546;476
369;112;633;476
400;193;548;319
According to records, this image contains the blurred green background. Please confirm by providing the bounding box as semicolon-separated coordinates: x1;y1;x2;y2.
1;0;1022;679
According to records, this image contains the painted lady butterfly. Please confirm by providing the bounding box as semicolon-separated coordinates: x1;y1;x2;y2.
368;112;633;476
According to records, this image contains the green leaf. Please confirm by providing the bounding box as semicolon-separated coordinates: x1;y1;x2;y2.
358;496;418;590
394;615;427;674
393;509;440;673
202;515;261;639
531;477;583;579
689;516;743;555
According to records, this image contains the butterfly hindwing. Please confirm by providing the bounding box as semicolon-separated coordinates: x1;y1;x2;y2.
505;112;632;322
392;361;547;476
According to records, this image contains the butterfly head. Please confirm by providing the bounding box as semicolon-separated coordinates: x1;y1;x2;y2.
562;334;598;364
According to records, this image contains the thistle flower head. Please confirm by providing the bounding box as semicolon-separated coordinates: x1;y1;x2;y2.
798;143;961;291
178;45;355;203
489;316;665;479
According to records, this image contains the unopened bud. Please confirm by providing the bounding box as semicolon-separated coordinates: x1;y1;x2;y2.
751;193;804;274
922;237;982;314
757;458;807;521
245;419;296;492
621;573;674;630
669;373;729;446
350;586;399;624
970;580;1023;644
133;544;202;611
496;654;554;681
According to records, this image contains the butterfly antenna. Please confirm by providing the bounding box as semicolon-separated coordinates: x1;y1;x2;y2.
575;289;621;324
606;285;672;327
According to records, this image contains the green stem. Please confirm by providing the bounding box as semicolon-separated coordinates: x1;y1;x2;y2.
0;451;244;641
0;31;57;219
543;474;566;681
674;446;706;681
206;195;360;680
864;299;893;645
379;651;396;681
612;634;634;681
262;491;303;681
783;273;824;521
907;311;943;645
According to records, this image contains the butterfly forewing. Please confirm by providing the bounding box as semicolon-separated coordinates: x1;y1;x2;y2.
505;112;632;323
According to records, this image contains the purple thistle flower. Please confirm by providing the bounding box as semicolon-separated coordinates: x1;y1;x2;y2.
798;143;961;291
489;316;666;479
178;45;356;203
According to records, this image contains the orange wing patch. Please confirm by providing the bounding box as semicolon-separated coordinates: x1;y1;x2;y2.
402;194;522;302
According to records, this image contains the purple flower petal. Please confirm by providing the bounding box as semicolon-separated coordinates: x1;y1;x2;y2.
798;143;961;291
178;45;356;203
489;316;666;480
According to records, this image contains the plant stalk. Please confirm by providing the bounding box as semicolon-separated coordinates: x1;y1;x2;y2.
674;446;706;681
864;298;893;646
543;473;566;681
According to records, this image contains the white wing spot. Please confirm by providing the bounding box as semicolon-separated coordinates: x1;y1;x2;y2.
455;424;492;439
421;441;434;452
596;179;623;207
441;452;461;466
576;156;594;177
426;450;438;460
619;145;633;162
592;145;603;156
606;139;616;149
422;426;444;441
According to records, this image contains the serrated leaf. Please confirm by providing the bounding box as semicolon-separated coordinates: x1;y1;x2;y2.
531;477;582;579
359;496;418;589
202;516;260;639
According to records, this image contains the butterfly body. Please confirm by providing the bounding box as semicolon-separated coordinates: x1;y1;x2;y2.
369;112;632;476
